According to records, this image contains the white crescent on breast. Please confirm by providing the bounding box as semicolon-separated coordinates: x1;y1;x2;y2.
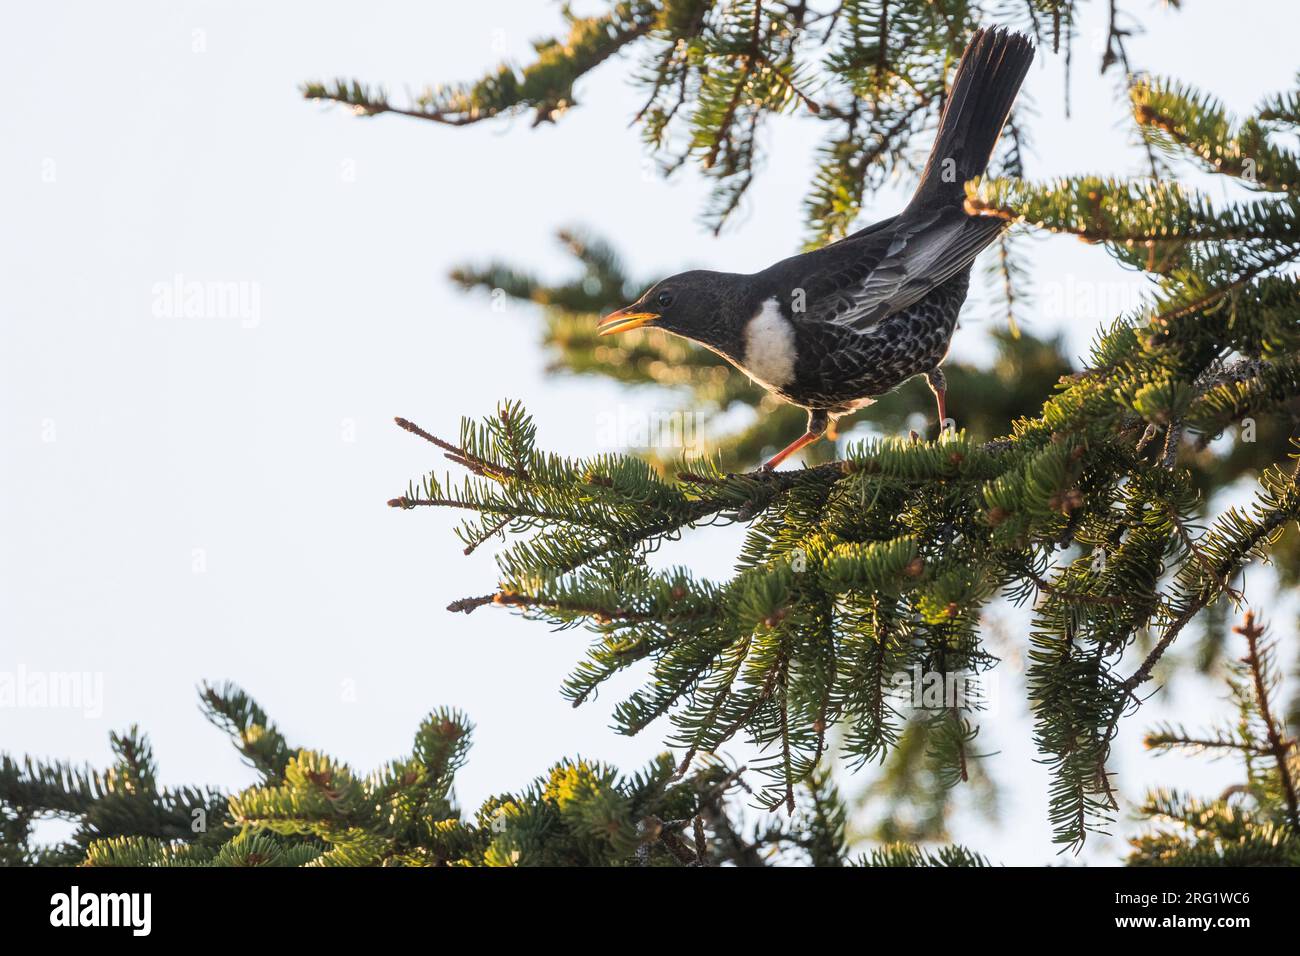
741;298;797;389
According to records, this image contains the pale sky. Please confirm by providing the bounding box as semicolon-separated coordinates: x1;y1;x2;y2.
3;1;1297;864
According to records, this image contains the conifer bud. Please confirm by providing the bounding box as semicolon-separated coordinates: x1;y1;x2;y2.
764;607;789;628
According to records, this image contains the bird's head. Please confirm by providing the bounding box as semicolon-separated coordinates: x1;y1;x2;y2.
597;270;741;348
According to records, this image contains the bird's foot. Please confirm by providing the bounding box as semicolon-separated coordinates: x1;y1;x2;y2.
925;368;950;437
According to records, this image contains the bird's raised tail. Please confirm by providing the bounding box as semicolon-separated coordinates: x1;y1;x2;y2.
907;27;1034;213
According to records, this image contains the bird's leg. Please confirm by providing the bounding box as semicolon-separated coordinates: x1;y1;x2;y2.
763;410;829;471
926;368;949;434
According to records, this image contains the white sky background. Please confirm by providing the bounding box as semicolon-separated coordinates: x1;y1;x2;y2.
2;1;1297;865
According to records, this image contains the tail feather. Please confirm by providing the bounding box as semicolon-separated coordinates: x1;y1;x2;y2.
908;28;1034;212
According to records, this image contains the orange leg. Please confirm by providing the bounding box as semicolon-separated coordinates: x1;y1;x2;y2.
926;368;949;435
763;410;830;471
763;431;823;470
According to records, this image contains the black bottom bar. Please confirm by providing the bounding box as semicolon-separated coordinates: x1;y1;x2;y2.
0;865;1280;940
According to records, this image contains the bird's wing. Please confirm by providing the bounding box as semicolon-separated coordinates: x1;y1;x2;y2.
800;209;1005;331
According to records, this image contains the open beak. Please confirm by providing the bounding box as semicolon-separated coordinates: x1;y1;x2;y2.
597;306;658;336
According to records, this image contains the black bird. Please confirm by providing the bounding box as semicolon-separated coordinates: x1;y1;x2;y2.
598;28;1034;469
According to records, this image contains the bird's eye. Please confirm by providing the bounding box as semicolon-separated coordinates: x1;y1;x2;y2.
656;290;674;308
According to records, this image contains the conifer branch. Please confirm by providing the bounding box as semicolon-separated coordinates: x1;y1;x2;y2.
1235;612;1300;830
1122;457;1300;694
304;3;1146;236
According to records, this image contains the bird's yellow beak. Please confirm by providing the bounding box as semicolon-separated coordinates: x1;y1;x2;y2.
597;307;657;336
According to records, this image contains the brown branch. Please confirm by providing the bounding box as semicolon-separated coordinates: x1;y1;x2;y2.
810;601;836;771
644;815;699;866
394;416;525;482
1167;505;1244;604
750;50;821;114
632;44;684;126
1100;0;1161;179
1122;601;1211;695
447;593;495;614
304;92;490;126
310;17;656;127
949;706;970;784
463;516;511;556
996;233;1019;335
962;197;1266;248
1235;611;1300;830
712;656;785;765
676;633;753;776
1134;422;1160;455
1148;244;1300;333
1025;568;1132;608
837;96;933;207
389;497;574;533
1023;0;1042;46
1159;419;1183;469
481;591;661;623
1122;478;1300;694
388;496;481;511
703;0;764;170
394;416;459;455
874;1;889;89
778;652;795;814
1101;459;1300;772
1149;734;1272;755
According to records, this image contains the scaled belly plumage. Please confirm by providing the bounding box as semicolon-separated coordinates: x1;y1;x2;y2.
783;271;969;414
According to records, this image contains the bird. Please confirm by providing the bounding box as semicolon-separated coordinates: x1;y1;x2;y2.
597;28;1034;470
